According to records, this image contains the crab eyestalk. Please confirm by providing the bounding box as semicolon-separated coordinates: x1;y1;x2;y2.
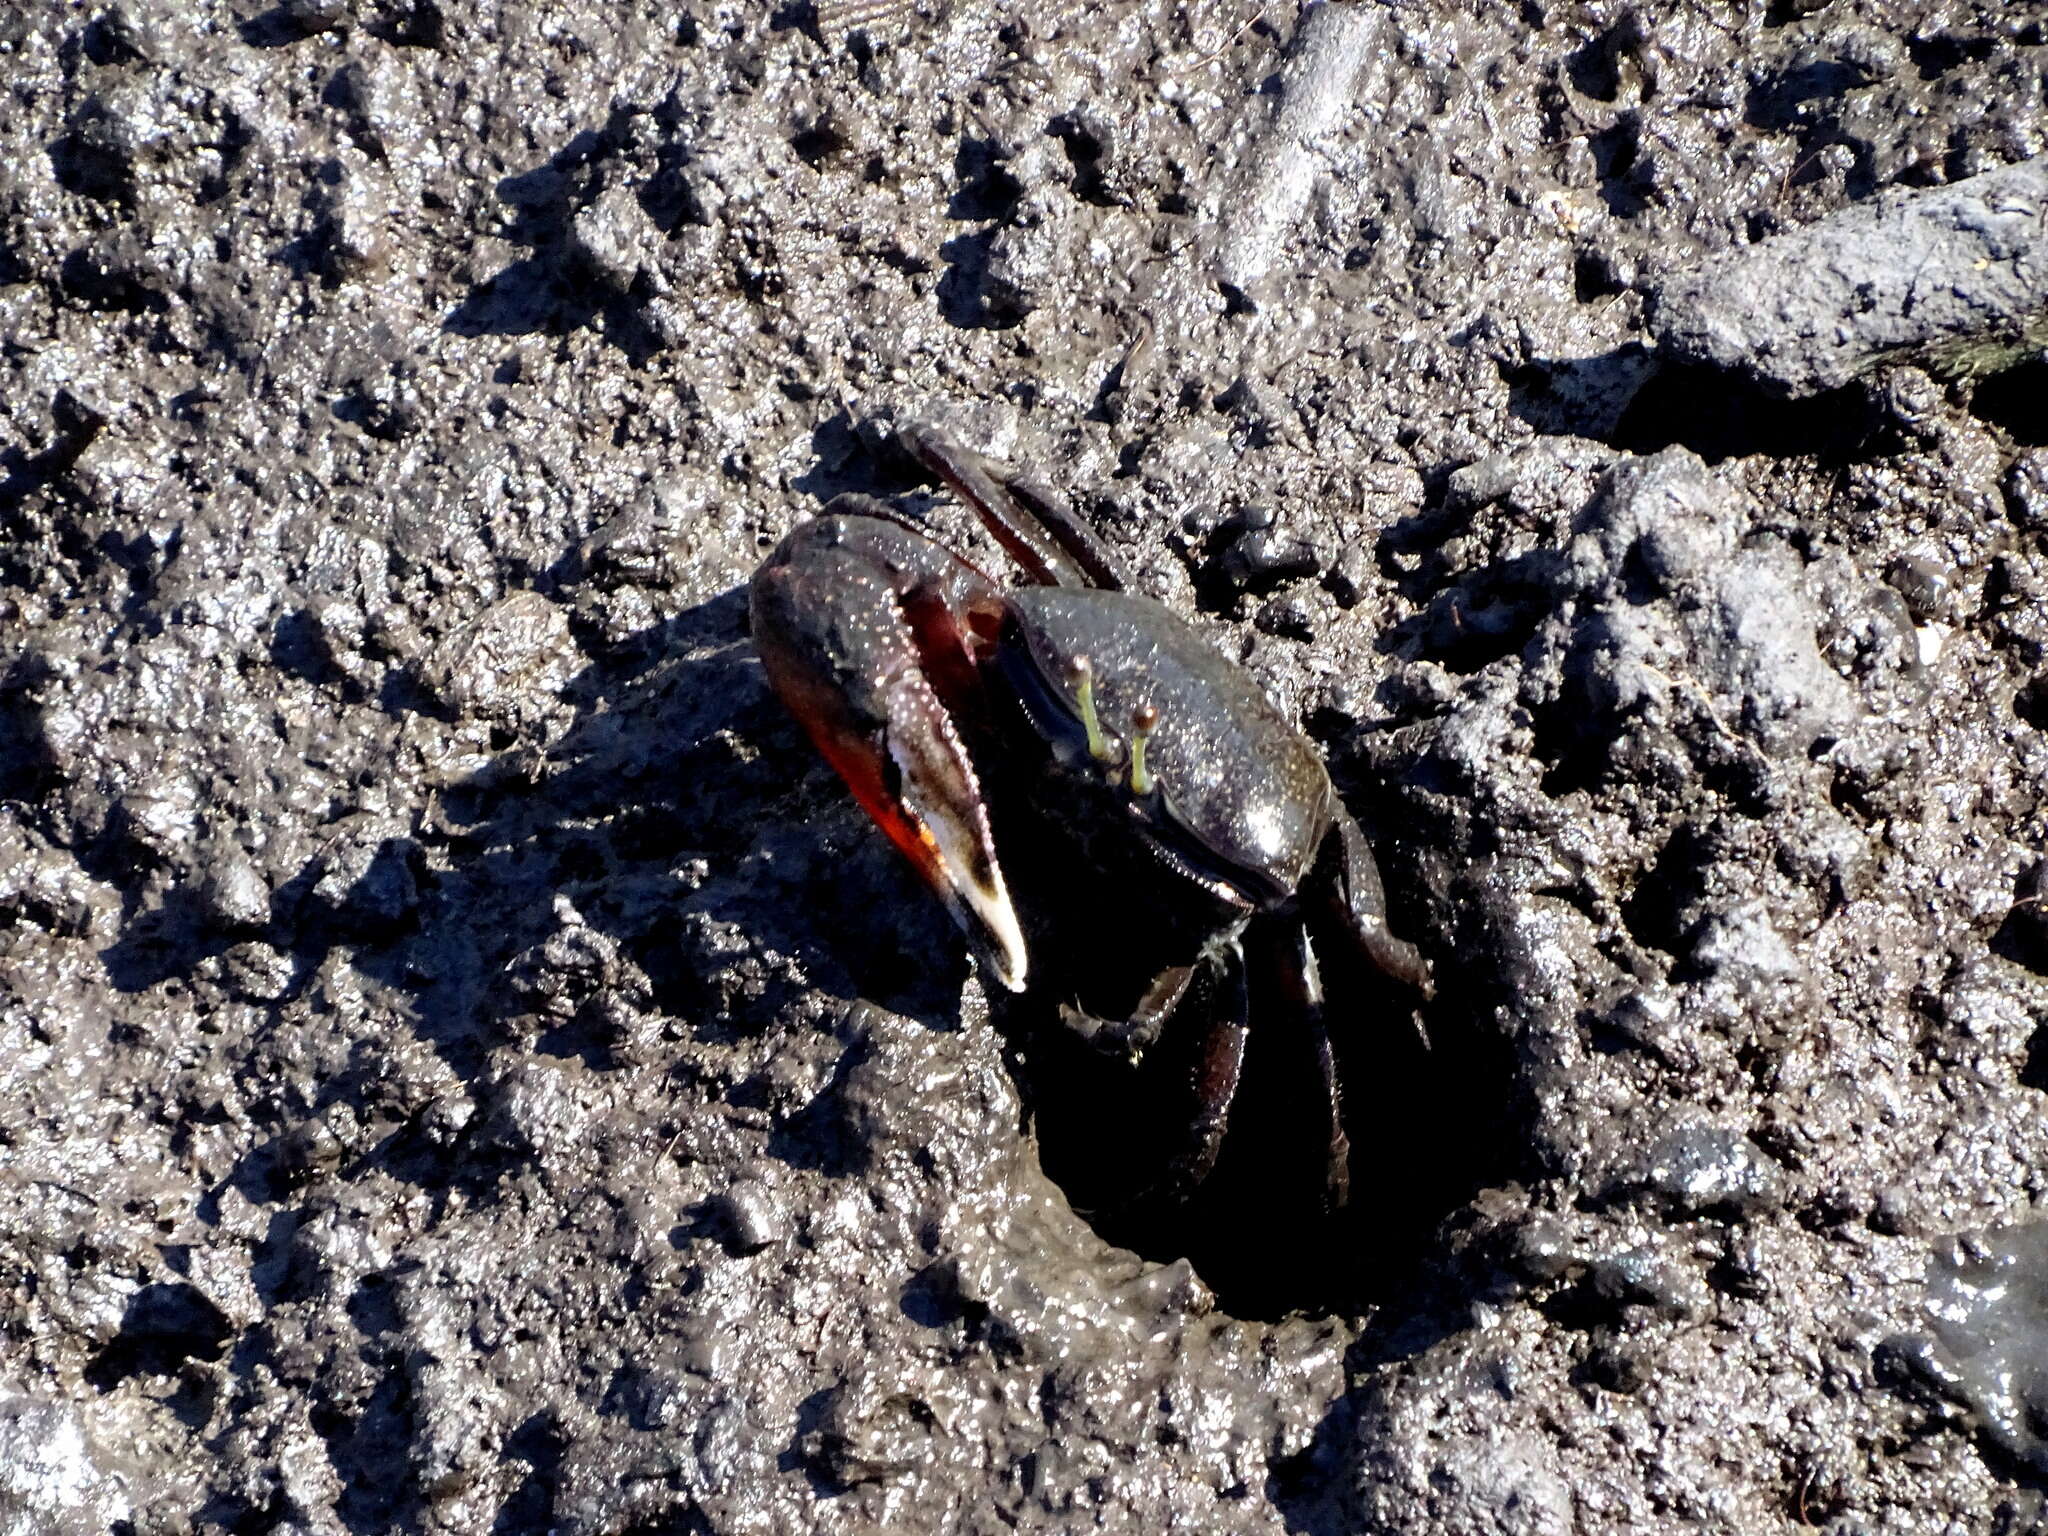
1128;702;1160;797
1069;654;1113;763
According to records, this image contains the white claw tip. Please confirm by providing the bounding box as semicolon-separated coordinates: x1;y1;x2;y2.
969;880;1029;993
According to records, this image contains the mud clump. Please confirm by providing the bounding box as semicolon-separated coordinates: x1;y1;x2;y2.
1649;157;2048;397
3;1;2048;1533
1919;1224;2048;1476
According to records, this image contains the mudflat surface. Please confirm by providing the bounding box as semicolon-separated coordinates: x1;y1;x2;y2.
3;2;2048;1532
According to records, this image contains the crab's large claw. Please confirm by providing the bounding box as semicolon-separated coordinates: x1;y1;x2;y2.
750;511;1029;992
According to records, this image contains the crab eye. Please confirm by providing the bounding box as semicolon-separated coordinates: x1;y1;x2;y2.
1128;702;1160;797
1066;654;1114;763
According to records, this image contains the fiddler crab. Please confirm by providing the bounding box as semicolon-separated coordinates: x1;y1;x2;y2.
751;421;1432;1210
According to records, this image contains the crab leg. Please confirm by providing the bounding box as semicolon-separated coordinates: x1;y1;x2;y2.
1269;924;1351;1213
1148;942;1251;1204
1319;810;1434;998
900;421;1130;592
751;506;1029;990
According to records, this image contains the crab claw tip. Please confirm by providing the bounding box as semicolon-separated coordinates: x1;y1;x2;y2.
976;895;1030;994
929;850;1028;993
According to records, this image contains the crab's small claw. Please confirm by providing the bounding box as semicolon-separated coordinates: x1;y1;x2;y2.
751;515;1029;991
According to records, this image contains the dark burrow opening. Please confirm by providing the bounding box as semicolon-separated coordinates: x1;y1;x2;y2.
985;817;1515;1319
2016;674;2048;733
1973;357;2048;448
1609;362;1879;463
1012;962;1511;1319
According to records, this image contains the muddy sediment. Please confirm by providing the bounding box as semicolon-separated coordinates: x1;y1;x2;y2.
3;2;2048;1532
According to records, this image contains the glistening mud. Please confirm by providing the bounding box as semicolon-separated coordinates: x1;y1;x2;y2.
4;2;2048;1532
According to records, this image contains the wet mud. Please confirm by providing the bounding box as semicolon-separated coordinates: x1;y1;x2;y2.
3;1;2048;1532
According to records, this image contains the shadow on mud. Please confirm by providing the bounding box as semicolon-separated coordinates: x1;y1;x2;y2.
1507;347;1883;463
378;586;974;1057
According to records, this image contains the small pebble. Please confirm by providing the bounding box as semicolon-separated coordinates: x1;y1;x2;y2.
1888;554;1956;624
1255;592;1318;640
717;1177;787;1253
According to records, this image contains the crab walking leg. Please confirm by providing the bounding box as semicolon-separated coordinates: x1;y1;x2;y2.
900;421;1130;593
750;514;1029;990
1268;924;1351;1214
1319;810;1434;999
1151;942;1251;1205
